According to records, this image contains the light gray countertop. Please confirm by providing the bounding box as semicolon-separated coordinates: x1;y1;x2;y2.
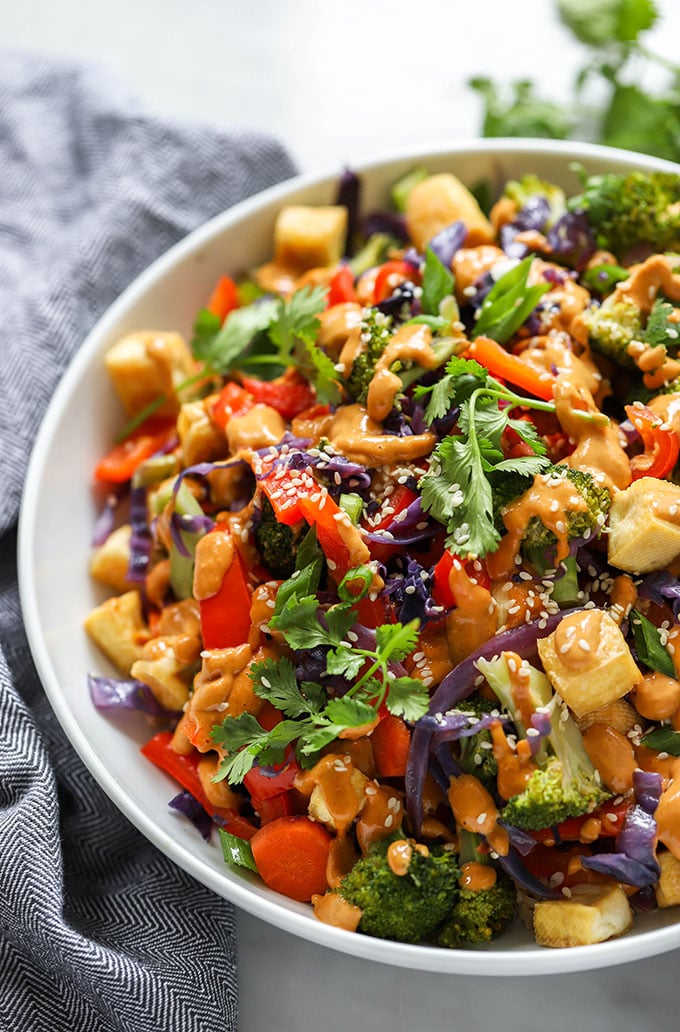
5;1;680;1027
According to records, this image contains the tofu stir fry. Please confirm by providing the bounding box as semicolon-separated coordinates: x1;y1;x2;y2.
86;165;680;949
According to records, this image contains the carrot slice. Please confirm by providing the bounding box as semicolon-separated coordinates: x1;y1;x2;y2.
250;815;332;901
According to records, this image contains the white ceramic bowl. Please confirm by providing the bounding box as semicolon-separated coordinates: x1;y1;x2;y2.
18;139;680;976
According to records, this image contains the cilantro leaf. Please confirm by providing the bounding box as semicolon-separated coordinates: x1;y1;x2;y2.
326;644;366;679
268;285;327;358
557;0;658;47
415;355;488;424
191;299;279;371
644;296;679;349
420;433;500;556
469;77;572;140
324;697;377;728
473;256;552;344
375;621;420;663
211;713;272;782
421;247;455;317
250;657;321;717
386;677;431;722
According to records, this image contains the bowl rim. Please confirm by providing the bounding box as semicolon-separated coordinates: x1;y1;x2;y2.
17;137;680;976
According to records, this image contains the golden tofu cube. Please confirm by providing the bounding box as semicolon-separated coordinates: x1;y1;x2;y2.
537;610;642;718
89;524;134;594
274;204;347;270
406;173;495;253
608;477;680;574
308;764;370;835
131;637;191;712
84;589;149;675
177;400;227;467
104;330;196;418
533;883;632;947
655;851;680;908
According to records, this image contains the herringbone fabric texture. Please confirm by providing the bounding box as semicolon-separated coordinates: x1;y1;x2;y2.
0;52;297;1031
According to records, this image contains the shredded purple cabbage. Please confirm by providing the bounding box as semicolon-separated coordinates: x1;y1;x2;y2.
638;570;680;620
92;491;120;546
546;211;596;271
429;221;466;268
405;609;577;834
581;769;662;888
361;211;410;244
88;673;180;717
127;483;152;582
168;790;213;841
376;282;419;320
336;168;361;256
500;197;552;259
496;845;559;899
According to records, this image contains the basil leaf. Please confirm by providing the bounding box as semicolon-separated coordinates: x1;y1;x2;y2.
472;256;551;344
218;828;258;872
640;726;680;757
631;609;675;678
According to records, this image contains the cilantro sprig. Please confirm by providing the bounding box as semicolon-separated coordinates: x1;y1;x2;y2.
470;1;680;165
416;356;554;556
211;559;429;784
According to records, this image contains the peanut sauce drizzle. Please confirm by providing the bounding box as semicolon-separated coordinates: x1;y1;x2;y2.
486;472;588;578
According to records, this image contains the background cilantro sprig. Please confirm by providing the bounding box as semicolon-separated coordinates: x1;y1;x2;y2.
470;0;680;164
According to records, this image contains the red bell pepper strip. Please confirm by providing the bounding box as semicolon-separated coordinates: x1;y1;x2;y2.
141;730;256;839
259;465;361;575
362;484;418;564
298;492;355;575
210;382;254;432
241;370;316;420
327;264;358;306
207;274;239;322
94;417;176;483
466;336;556;401
370;714;412;777
625;403;679;481
531;799;629;845
252;791;299;824
244;754;301;801
431;551;491;609
373;259;419;304
199;534;252;649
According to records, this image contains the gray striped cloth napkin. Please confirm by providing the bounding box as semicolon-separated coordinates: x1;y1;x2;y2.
0;52;297;1031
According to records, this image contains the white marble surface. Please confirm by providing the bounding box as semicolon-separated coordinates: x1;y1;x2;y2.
5;1;680;1028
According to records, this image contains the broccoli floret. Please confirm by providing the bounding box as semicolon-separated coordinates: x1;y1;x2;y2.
504;173;566;229
519;464;611;560
490;470;535;535
477;654;609;830
570;171;680;257
581;293;643;367
345;309;394;404
455;695;500;784
337;841;459;944
253;496;303;578
435;831;516;947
